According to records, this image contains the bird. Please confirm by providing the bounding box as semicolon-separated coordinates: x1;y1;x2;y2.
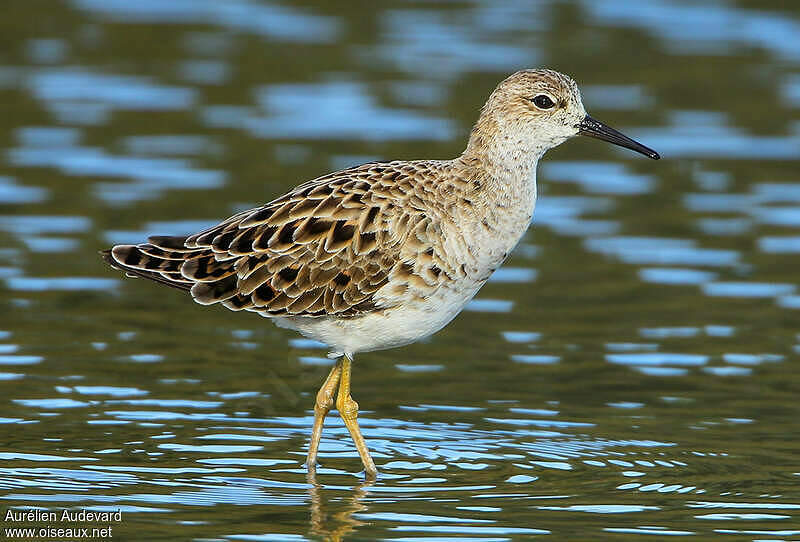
101;69;659;478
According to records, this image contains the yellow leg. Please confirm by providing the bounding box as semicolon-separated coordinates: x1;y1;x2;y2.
306;360;342;471
336;354;377;477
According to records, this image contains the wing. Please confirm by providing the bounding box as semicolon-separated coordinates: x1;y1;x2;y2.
102;161;448;318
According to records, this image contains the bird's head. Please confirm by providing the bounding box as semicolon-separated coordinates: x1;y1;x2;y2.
471;69;659;160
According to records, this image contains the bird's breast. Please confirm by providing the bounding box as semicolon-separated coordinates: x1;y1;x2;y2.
446;176;537;283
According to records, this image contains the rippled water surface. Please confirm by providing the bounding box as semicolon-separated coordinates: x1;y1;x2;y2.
2;1;800;540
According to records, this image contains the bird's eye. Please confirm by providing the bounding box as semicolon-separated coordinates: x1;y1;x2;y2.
531;94;555;109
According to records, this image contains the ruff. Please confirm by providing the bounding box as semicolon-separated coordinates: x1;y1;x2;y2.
102;69;659;477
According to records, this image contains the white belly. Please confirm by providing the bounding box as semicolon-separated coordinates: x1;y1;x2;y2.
273;283;481;357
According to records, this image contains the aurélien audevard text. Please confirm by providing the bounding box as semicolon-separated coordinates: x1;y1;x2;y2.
4;508;123;539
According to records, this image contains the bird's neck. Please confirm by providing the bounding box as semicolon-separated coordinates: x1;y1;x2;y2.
459;113;546;187
447;114;543;259
442;119;541;281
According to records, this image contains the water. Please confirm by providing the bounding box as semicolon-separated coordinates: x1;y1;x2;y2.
1;1;799;540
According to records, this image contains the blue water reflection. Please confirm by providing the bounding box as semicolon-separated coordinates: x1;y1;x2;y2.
248;82;454;141
585;237;740;267
368;9;534;79
633;114;800;159
0;177;47;204
543;162;655;195
582;0;800;60
71;0;340;42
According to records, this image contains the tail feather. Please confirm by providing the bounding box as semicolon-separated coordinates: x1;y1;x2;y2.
137;243;203;261
190;274;240;304
147;235;195;251
101;233;240;303
101;246;192;292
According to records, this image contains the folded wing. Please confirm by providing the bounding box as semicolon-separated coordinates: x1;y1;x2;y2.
102;162;445;318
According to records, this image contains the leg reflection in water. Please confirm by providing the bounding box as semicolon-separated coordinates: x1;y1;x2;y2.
307;470;374;541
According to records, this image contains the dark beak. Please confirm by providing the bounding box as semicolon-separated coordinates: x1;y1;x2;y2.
577;115;660;160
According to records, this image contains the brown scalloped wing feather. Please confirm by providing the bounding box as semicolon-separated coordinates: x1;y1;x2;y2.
102;161;447;318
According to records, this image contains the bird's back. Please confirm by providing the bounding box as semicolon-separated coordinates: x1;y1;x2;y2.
103;159;475;320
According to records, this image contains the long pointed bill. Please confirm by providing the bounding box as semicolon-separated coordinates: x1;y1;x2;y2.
577;115;660;160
